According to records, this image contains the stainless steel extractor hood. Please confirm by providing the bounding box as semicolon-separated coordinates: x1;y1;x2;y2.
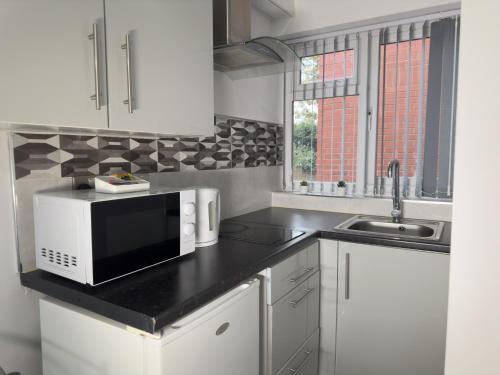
213;0;297;79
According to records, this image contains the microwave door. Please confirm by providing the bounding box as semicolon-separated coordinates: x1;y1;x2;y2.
90;193;181;284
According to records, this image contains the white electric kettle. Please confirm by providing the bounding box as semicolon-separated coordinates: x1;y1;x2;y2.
194;187;221;247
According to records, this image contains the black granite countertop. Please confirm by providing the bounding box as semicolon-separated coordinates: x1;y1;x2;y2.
21;207;451;334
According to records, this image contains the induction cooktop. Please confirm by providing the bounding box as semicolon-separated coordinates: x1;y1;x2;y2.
219;222;305;246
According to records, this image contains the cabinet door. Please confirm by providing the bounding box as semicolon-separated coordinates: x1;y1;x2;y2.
336;242;450;375
160;281;259;375
105;0;214;135
0;0;107;128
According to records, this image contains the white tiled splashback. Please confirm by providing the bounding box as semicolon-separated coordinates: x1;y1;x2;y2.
272;192;453;222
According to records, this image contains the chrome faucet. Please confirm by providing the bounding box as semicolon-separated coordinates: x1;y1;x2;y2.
387;159;402;223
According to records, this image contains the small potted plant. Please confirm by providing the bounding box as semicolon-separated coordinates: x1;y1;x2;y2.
299;180;309;194
337;180;347;196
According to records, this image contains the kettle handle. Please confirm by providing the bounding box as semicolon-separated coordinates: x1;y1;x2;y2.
208;199;220;232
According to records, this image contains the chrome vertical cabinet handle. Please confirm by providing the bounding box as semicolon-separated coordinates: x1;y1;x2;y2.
345;252;350;299
121;33;133;113
88;23;101;110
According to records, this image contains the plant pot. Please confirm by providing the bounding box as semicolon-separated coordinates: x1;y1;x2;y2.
337;187;346;196
299;186;309;194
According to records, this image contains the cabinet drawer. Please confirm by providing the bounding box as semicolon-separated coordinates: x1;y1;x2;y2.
277;329;319;375
268;241;319;304
270;272;320;374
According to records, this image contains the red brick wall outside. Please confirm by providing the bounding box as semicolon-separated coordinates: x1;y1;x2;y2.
316;97;359;182
315;50;358;182
376;39;430;178
298;40;429;186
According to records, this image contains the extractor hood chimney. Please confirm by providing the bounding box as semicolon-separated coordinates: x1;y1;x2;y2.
213;0;297;79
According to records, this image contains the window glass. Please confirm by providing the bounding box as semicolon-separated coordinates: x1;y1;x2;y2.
300;50;354;85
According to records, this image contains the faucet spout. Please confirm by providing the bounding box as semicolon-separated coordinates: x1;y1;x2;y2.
387;159;402;223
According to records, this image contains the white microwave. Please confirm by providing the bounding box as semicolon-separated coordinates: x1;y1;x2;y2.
33;188;196;285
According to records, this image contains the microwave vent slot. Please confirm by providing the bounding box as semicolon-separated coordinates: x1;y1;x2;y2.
41;248;77;268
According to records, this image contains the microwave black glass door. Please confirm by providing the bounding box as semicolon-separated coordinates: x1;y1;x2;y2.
90;193;180;284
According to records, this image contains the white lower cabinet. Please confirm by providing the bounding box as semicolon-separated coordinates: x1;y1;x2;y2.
40;279;259;375
268;242;319;304
264;241;321;375
38;237;450;375
270;272;320;374
335;241;450;375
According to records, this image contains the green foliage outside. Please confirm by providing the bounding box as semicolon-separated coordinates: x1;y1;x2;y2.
300;56;320;84
293;100;318;180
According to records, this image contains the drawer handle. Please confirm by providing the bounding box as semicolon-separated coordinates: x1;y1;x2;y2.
288;350;313;373
288;288;314;308
289;267;314;284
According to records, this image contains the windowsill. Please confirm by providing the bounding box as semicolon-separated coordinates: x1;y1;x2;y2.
272;191;453;221
287;190;452;203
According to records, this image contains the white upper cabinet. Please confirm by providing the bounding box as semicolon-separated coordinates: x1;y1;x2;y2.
105;0;214;135
0;0;214;136
0;0;108;128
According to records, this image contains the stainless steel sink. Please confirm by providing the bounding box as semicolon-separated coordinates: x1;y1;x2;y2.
335;215;444;242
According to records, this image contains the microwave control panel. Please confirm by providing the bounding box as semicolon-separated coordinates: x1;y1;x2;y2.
180;190;196;256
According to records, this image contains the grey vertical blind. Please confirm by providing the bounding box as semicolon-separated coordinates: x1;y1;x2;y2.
422;17;460;199
374;16;459;199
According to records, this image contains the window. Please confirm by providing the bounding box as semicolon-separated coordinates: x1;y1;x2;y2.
292;35;360;194
289;14;460;200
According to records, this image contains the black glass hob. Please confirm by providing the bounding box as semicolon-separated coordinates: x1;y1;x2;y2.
219;222;305;246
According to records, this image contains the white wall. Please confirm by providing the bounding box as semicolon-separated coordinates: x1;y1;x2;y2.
272;192;453;221
214;72;283;124
0;131;42;375
214;8;284;124
150;167;283;220
271;0;460;38
444;0;500;374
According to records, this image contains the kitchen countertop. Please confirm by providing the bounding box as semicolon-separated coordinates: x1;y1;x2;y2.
231;208;452;253
21;207;451;334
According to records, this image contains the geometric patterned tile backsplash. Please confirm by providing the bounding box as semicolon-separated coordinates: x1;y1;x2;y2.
12;116;283;180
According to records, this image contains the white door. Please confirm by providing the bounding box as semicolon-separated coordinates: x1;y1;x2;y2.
105;0;214;136
159;280;260;375
0;0;108;128
336;242;450;375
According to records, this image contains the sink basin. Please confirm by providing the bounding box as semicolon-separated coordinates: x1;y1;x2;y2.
335;215;444;242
